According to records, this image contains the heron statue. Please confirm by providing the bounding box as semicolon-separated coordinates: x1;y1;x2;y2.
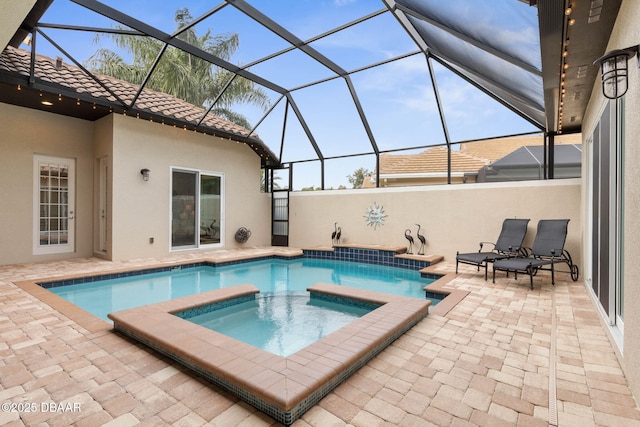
336;226;342;245
416;224;426;255
404;229;414;254
331;222;338;245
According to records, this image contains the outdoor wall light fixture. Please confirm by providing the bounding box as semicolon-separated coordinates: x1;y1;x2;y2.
594;45;639;99
140;168;150;181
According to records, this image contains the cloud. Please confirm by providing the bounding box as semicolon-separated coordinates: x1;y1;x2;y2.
333;0;357;6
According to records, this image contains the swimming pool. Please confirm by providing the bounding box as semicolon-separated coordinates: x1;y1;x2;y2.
108;283;432;426
45;257;437;321
29;250;445;425
179;292;376;357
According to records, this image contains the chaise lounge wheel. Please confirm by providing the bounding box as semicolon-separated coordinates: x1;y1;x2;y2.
571;264;579;281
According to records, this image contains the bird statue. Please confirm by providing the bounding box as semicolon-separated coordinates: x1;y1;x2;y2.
416;224;426;255
331;222;338;246
335;226;342;245
404;229;414;254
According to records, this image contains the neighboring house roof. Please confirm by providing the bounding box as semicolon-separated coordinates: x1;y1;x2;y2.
378;135;582;175
380;146;489;175
460;134;581;162
362;134;583;187
487;144;582;169
479;144;582;181
0;46;278;165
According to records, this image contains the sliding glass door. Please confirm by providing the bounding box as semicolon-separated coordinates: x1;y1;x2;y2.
199;174;222;246
589;100;625;333
171;169;223;250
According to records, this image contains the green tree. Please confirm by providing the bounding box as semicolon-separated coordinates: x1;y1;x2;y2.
260;169;283;192
347;167;372;189
86;8;270;128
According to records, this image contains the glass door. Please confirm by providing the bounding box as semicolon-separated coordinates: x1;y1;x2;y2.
171;169;223;250
199;174;221;246
171;170;197;248
33;155;75;254
589;99;625;333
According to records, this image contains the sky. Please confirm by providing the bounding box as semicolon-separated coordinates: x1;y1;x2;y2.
34;0;542;190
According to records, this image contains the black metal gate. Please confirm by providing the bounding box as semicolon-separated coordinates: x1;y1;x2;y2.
272;190;289;246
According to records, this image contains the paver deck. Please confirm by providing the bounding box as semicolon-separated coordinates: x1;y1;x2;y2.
1;246;639;426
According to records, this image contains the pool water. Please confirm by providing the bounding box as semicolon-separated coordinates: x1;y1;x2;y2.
182;293;374;357
48;257;435;321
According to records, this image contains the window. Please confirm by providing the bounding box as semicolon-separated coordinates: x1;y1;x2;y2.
171;168;223;249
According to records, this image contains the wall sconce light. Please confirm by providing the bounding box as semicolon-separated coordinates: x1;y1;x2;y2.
594;45;639;99
140;168;150;181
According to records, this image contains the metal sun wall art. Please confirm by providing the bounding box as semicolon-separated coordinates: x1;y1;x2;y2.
363;202;387;230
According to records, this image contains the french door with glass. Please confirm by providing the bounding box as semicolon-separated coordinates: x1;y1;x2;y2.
33;155;75;254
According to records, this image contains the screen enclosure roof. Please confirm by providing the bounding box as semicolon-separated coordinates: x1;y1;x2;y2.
0;0;622;172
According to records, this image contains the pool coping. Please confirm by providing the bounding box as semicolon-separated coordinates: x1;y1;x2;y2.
107;283;431;425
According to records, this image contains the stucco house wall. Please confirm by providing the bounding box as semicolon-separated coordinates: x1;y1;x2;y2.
289;179;582;266
582;0;640;402
107;114;270;261
0;102;271;265
93;114;114;257
0;103;95;265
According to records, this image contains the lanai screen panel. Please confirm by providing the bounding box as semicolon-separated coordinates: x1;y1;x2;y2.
32;0;546;174
307;11;419;72
396;0;544;129
432;61;542;142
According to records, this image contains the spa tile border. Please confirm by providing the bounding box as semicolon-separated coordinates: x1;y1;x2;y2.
108;283;431;425
303;244;444;272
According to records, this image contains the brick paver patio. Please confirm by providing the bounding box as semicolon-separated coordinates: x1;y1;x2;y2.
1;248;639;426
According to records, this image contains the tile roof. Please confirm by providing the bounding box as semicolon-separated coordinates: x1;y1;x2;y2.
0;46;268;146
380;146;488;175
459;134;581;163
379;134;582;175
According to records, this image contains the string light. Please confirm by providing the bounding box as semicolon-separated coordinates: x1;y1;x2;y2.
19;85;266;157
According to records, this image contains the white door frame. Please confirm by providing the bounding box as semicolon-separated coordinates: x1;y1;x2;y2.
33;154;76;255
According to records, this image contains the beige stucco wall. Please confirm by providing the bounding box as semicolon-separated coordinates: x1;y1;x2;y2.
0;103;94;264
0;0;36;50
0;103;270;265
582;0;640;401
107;114;270;261
289;179;582;267
93;115;114;258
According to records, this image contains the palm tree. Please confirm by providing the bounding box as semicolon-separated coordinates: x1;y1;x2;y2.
86;8;270;128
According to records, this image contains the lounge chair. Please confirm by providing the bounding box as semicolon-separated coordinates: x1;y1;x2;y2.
492;219;579;289
456;218;530;280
